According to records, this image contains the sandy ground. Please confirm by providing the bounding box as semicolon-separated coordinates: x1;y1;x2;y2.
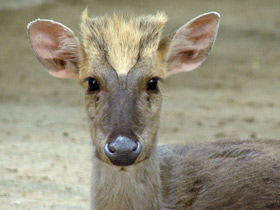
0;0;280;209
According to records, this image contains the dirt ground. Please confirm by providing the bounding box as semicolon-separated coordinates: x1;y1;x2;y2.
0;0;280;209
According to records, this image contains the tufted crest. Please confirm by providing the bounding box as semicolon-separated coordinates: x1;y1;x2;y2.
80;9;168;75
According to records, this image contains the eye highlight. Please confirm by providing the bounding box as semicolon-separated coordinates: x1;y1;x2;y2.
146;77;161;92
86;77;100;92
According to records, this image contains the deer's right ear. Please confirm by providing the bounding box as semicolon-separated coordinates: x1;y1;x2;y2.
27;19;80;78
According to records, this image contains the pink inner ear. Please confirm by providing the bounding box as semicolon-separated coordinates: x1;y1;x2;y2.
166;12;220;76
28;19;79;78
32;30;58;60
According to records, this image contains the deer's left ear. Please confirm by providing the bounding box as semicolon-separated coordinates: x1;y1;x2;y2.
159;12;220;77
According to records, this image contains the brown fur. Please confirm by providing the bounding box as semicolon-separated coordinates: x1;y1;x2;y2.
78;12;280;210
28;11;280;210
78;13;280;209
159;139;280;209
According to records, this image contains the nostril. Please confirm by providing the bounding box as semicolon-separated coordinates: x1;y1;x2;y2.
134;142;141;155
105;143;115;156
132;144;137;151
108;144;115;153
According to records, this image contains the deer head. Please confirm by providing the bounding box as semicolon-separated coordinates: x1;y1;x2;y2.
27;10;220;167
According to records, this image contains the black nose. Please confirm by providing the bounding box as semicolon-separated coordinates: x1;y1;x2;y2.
104;136;141;166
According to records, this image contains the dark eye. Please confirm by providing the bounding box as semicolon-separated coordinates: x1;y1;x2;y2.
88;78;100;92
146;77;160;92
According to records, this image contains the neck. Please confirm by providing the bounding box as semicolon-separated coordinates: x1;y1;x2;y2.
91;148;162;210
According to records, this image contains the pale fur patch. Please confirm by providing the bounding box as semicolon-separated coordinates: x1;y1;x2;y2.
91;148;162;210
80;9;167;75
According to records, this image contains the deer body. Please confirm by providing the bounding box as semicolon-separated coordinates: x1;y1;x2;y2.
27;10;280;210
90;140;280;210
159;140;280;209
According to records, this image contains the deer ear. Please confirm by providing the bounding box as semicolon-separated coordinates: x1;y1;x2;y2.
27;19;80;78
162;12;220;77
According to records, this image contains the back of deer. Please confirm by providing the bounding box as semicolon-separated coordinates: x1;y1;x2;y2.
159;140;280;210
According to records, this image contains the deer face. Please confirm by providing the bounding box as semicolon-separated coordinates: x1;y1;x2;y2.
27;10;220;166
77;12;167;166
81;69;163;166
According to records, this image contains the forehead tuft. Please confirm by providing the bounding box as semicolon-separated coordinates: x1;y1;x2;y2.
80;10;168;75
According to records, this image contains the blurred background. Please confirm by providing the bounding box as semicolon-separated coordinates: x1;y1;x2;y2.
0;0;280;209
